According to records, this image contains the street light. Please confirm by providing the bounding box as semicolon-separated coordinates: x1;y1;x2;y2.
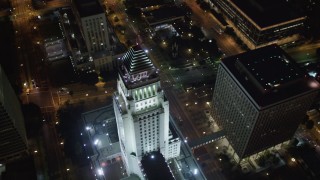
97;168;104;176
94;139;100;145
193;168;198;175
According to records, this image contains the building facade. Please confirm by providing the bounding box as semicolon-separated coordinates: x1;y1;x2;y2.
211;45;319;160
211;0;305;49
73;0;111;54
167;125;180;159
113;46;180;178
0;66;28;163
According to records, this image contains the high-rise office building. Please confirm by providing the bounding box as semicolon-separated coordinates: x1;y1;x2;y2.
211;45;319;160
73;0;111;54
113;46;180;178
0;66;27;163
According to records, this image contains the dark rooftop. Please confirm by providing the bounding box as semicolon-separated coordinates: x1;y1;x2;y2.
144;5;185;25
230;0;304;28
1;156;37;180
74;0;104;17
126;0;172;9
221;44;320;108
141;151;174;180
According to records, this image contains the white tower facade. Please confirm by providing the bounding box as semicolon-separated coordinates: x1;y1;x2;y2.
113;46;172;178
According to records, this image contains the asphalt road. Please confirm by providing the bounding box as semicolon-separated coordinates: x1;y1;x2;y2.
184;0;243;56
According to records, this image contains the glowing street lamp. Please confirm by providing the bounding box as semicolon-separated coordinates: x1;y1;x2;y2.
97;168;104;176
193;168;198;175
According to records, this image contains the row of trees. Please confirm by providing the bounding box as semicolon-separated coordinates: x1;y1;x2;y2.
56;103;88;165
256;152;280;167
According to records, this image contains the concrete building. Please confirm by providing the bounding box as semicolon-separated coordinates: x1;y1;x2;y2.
44;37;68;61
0;66;28;163
211;45;319;160
82;105;124;179
167;124;180;159
68;3;124;73
142;5;185;27
211;0;306;49
113;45;180;179
73;0;111;53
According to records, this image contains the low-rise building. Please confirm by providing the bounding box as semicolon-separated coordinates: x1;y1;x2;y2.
82;105;123;179
211;0;306;49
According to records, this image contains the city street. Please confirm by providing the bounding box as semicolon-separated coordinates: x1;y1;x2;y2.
285;41;320;64
184;0;243;56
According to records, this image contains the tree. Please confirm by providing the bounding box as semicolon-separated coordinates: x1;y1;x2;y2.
302;115;309;124
257;156;266;167
272;155;280;165
196;0;203;5
68;90;74;96
126;7;142;18
190;26;205;40
202;39;219;55
200;2;211;11
80;72;99;85
207;121;213;127
306;120;314;129
22;103;43;138
316;48;320;57
224;27;235;36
